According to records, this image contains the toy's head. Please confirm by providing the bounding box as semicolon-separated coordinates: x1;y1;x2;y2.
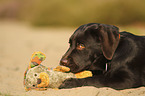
24;52;50;91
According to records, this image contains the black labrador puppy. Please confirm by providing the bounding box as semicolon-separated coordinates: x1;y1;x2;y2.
59;23;145;89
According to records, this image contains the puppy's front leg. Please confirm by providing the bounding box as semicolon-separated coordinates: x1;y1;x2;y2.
59;69;134;89
59;78;85;89
58;76;104;89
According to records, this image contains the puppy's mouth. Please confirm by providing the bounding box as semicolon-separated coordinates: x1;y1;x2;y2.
60;58;81;73
60;63;79;73
69;64;80;73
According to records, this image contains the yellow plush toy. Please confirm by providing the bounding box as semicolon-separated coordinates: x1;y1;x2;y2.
24;51;92;91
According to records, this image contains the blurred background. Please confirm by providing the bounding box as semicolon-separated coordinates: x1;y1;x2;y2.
0;0;145;27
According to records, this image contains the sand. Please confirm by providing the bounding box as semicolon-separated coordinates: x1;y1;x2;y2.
0;21;145;96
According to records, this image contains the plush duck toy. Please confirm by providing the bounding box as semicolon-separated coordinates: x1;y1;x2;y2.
24;51;92;91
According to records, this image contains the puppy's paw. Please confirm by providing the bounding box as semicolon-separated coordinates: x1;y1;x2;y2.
59;78;81;89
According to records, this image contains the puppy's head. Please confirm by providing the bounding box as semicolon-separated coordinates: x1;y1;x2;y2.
60;23;120;73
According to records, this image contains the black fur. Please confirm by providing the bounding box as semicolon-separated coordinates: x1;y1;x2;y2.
59;23;145;89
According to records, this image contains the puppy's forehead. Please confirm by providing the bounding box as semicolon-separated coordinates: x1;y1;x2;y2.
70;30;83;40
70;23;100;40
70;25;89;41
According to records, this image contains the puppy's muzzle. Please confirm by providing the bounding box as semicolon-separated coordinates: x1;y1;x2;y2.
60;58;68;66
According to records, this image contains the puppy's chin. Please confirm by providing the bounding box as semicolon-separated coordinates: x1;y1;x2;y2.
65;65;80;73
70;68;80;73
70;67;86;73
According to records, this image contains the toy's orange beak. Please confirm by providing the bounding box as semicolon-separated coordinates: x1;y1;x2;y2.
37;72;49;88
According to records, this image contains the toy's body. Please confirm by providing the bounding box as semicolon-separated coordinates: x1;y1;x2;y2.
25;64;76;89
24;52;92;91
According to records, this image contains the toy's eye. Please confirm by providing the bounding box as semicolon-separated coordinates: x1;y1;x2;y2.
34;74;37;76
76;43;85;50
33;85;35;87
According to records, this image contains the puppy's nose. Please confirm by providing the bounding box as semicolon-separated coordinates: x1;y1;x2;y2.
60;58;68;66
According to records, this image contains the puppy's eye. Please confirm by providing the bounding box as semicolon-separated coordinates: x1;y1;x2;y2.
76;44;85;50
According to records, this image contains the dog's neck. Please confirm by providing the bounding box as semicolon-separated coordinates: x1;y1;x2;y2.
89;55;109;72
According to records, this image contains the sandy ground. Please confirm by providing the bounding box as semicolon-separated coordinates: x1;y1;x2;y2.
0;21;145;96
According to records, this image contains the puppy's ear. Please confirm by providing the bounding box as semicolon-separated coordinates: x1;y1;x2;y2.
97;24;120;60
87;24;120;60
